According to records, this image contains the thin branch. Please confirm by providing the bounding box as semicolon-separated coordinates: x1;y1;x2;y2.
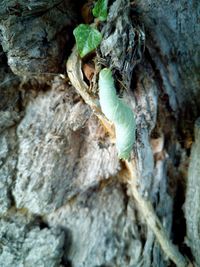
67;47;114;137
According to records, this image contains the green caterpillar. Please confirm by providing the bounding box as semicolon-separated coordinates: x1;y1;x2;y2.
99;68;136;159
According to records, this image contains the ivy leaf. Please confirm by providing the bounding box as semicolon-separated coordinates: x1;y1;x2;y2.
92;0;108;21
73;24;102;58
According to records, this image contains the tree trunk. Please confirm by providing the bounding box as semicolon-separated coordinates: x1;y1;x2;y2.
0;0;199;267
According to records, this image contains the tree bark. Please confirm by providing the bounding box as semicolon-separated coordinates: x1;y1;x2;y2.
0;0;199;267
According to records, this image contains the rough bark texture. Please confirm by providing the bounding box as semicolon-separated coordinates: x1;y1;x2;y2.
13;80;120;215
0;0;199;267
136;0;200;112
0;0;77;75
0;211;65;267
185;118;200;267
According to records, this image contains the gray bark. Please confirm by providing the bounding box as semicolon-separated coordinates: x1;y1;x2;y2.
185;118;200;267
0;0;77;75
0;0;199;267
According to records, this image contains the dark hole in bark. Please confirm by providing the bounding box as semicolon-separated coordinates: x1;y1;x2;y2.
59;226;73;266
130;66;140;92
171;178;193;261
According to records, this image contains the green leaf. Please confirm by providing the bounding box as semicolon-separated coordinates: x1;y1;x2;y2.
73;24;102;58
92;0;108;21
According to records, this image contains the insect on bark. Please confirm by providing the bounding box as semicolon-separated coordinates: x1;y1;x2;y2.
98;68;136;159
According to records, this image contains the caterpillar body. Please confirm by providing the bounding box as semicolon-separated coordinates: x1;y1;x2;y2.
99;68;136;160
